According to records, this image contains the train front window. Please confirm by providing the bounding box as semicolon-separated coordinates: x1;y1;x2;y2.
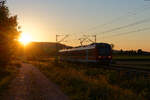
97;45;111;56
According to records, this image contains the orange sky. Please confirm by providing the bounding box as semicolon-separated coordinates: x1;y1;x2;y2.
8;0;150;51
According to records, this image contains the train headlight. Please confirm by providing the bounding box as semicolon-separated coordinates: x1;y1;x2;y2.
99;56;101;58
108;56;112;59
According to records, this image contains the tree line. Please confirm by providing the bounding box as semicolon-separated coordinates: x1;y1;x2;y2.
113;49;150;56
0;0;20;66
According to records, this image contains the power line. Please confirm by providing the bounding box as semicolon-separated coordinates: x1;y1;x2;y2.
57;5;150;46
67;17;150;45
78;35;96;46
103;27;150;38
96;18;150;35
84;4;150;33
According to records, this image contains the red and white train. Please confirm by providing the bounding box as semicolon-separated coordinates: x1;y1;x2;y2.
59;43;112;64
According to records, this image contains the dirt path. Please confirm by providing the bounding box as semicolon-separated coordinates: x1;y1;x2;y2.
2;63;69;100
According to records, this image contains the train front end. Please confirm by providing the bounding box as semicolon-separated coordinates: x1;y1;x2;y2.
96;43;112;64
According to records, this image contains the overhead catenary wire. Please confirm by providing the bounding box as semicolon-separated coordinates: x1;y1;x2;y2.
75;4;150;45
84;4;150;33
59;4;150;47
103;27;150;38
95;18;150;36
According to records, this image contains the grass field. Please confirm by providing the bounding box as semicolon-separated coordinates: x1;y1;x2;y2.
29;60;150;100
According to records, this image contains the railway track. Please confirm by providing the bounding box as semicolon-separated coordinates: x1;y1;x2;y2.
37;58;150;74
66;62;150;74
104;64;150;74
57;60;150;74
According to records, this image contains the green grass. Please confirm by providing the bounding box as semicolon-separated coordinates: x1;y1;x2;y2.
29;60;149;100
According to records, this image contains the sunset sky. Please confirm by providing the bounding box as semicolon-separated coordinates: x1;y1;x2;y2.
7;0;150;51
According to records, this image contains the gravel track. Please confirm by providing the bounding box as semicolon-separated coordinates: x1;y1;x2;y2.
2;63;69;100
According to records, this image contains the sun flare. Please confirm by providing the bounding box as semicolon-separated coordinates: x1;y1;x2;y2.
19;32;31;45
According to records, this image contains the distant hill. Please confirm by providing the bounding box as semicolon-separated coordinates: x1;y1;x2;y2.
25;42;71;58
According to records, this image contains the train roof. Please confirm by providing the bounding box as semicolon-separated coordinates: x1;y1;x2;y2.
59;43;110;52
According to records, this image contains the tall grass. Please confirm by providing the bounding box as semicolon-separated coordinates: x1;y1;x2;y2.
29;60;147;100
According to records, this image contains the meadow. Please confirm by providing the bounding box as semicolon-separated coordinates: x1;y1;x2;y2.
29;59;150;100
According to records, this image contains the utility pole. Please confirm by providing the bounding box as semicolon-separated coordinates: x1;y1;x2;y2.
55;34;69;63
93;35;96;43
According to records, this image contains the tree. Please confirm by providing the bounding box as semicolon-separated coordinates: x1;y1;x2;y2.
137;49;143;55
0;0;20;66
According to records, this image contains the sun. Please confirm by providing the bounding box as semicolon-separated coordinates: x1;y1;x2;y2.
19;32;31;45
